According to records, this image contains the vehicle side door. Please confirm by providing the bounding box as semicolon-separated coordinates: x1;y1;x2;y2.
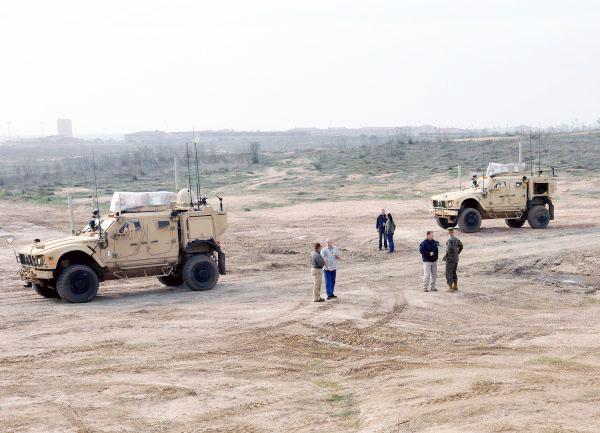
146;216;178;263
508;179;527;208
487;180;509;210
112;219;144;263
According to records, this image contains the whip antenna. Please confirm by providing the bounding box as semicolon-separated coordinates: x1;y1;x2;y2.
186;143;193;207
91;149;101;238
529;133;533;176
538;124;542;175
194;141;201;210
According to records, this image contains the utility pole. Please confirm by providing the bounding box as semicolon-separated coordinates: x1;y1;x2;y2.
67;194;75;235
40;122;45;137
518;141;523;164
6;122;11;141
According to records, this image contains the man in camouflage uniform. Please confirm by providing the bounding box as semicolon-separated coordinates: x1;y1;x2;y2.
443;227;463;292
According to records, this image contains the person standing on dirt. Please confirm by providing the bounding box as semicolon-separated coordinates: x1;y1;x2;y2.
376;209;388;251
310;242;326;302
384;213;396;253
321;238;340;300
443;227;463;292
419;231;438;292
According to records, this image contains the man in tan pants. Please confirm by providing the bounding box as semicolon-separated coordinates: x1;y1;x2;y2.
310;242;325;302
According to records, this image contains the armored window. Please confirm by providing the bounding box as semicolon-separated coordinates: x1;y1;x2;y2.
157;220;170;229
534;183;548;195
118;221;141;234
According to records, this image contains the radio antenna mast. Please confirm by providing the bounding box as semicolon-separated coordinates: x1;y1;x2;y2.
538;124;542;175
91;149;101;238
194;141;201;210
481;146;485;191
186;143;193;207
529;133;533;176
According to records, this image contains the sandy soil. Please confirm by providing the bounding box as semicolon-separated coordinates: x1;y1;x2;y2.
1;178;600;433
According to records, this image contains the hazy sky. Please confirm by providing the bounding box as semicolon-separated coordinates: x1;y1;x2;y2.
1;0;599;135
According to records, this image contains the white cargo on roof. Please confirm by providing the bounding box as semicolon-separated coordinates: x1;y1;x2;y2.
486;162;527;177
110;191;175;213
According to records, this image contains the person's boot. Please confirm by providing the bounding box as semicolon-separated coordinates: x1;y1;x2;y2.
453;282;458;291
447;284;454;292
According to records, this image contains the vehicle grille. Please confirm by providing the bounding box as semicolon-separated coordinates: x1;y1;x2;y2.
19;253;34;266
433;200;447;208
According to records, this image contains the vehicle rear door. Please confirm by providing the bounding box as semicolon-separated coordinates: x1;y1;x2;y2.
146;216;178;262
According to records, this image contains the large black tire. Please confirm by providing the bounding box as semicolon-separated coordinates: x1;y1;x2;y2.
505;217;526;228
157;274;183;287
56;264;99;303
182;254;219;291
458;208;482;233
435;217;456;229
528;205;550;229
34;283;60;299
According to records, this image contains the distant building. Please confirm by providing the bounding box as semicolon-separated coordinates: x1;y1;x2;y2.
57;119;73;137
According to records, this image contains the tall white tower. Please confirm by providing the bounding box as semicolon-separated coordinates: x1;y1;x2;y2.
57;119;73;137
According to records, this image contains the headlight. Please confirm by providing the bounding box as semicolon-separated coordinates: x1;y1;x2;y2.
448;200;455;208
34;256;45;266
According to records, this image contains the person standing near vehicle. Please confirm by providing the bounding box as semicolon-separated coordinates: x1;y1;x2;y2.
376;209;388;251
321;238;340;300
443;227;463;292
419;231;438;292
310;242;325;302
385;213;396;253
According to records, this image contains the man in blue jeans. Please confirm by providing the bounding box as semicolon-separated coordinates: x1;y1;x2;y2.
320;238;341;300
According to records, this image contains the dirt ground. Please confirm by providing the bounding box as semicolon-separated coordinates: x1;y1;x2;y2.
1;176;600;433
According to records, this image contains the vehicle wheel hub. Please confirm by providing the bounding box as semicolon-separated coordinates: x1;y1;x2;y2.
72;272;90;294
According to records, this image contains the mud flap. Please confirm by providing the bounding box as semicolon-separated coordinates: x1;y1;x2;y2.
549;202;555;220
218;251;226;275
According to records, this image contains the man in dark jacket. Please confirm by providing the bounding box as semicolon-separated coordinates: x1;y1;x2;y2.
419;231;438;292
376;209;388;251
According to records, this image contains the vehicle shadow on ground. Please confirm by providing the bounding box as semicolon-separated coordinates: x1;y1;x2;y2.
92;283;244;304
457;226;556;236
93;285;194;302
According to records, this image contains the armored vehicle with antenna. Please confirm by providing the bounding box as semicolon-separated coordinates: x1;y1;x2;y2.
17;189;228;302
430;163;558;233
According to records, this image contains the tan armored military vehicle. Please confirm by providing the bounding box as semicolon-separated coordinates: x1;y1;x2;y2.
430;163;557;233
17;190;228;302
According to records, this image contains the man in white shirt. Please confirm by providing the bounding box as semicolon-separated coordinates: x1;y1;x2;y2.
320;238;340;300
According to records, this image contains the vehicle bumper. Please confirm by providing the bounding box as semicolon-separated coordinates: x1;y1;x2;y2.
431;208;459;218
18;267;54;282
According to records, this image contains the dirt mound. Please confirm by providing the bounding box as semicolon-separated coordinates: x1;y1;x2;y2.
482;251;600;277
